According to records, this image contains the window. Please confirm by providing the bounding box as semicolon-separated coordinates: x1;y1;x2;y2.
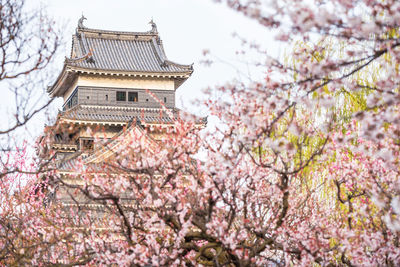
128;92;138;102
164;97;167;103
81;138;94;151
116;91;126;101
64;89;78;110
105;94;108;101
71;92;78;106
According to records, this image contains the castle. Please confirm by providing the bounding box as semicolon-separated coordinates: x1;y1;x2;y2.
41;17;205;210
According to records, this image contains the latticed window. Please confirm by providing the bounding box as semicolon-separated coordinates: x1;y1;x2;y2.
128;92;138;102
116;91;126;101
64;89;78;110
71;92;78;106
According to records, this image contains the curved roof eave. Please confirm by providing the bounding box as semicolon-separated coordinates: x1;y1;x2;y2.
150;37;194;71
66;65;193;78
47;63;193;99
47;64;78;98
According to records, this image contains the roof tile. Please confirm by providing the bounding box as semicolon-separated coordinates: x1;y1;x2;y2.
60;105;179;124
66;29;193;74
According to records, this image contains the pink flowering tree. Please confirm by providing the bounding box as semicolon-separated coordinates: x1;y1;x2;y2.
0;0;70;265
35;0;400;266
3;0;400;266
42;106;398;265
72;0;399;265
0;146;80;265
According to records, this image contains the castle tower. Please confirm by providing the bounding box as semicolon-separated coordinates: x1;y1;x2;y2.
41;18;204;210
46;17;196;157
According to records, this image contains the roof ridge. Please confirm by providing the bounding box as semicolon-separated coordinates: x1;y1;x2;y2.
77;27;157;37
151;37;167;66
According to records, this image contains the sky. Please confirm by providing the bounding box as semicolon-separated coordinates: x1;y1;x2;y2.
1;0;280;147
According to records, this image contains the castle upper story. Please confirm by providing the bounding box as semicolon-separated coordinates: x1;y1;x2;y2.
47;17;193;111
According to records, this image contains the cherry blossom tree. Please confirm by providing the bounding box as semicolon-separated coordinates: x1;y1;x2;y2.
84;0;399;265
35;1;400;266
0;146;79;265
0;0;62;265
3;0;400;266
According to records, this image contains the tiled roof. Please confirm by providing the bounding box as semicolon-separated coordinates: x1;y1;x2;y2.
48;22;193;97
66;27;193;74
56;123;158;172
59;105;179;124
57;155;81;172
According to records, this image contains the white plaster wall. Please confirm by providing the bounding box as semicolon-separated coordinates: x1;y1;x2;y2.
78;75;174;90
